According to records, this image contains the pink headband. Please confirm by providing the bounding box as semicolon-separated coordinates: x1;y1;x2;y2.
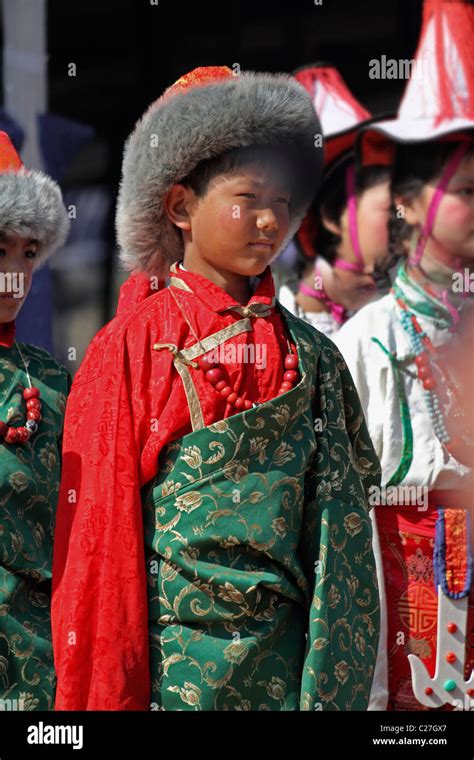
317;164;365;274
333;258;362;272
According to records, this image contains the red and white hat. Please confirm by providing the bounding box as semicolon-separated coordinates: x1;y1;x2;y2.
293;64;382;265
293;63;374;169
360;0;474;166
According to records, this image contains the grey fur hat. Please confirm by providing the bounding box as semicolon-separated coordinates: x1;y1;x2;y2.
0;132;70;268
116;67;323;276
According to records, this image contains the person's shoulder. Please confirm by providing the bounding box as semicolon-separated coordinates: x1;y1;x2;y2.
18;342;68;376
334;294;400;377
88;285;174;346
72;287;175;387
279;302;342;362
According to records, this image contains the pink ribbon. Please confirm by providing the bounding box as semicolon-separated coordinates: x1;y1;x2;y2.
298;265;347;325
410;141;470;267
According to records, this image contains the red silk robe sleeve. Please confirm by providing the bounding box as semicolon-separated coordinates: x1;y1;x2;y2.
51;323;150;710
51;269;290;710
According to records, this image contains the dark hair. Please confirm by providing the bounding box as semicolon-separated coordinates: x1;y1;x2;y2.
179;142;317;218
297;156;390;273
389;138;474;259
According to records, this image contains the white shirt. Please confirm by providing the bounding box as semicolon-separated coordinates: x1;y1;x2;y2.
334;292;472;491
278;284;340;338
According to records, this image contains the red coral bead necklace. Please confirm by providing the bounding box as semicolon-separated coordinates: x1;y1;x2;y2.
198;339;300;412
0;340;42;444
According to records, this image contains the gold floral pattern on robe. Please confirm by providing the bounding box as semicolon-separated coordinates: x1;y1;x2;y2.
0;343;69;711
142;308;381;711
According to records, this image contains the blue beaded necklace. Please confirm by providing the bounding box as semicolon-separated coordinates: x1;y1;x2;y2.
372;262;461;484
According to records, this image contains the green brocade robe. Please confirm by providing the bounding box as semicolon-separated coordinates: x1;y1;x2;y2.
0;342;69;710
142;308;381;710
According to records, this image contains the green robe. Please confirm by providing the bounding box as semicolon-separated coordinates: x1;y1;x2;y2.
142;308;381;710
0;342;69;711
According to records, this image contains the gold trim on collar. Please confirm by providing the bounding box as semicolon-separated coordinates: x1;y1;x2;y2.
153;318;253;432
169;275;193;293
154;342;205;431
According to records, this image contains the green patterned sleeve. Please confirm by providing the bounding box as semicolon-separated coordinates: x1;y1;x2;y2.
299;334;381;711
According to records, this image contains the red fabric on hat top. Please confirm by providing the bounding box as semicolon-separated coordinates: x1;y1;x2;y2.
163;65;233;99
141;66;235;122
51;262;297;710
0;131;23;173
425;0;474;124
294;65;370;167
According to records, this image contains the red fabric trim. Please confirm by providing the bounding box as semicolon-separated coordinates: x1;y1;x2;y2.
444;508;469;595
325;130;358;168
359;130;395;168
296;209;319;260
0;320;15;348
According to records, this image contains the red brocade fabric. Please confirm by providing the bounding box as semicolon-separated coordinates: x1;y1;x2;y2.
375;505;474;711
51;265;297;710
162;65;233;101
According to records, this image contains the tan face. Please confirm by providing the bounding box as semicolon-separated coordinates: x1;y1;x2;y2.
164;162;292;278
0;232;38;324
398;153;474;265
322;178;391;311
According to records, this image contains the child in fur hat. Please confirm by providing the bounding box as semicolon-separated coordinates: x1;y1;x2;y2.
52;66;381;711
0;131;70;710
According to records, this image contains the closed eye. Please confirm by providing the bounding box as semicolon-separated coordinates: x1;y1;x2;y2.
236;193;290;204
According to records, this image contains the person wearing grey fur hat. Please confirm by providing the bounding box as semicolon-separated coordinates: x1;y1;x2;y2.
52;66;381;711
0;130;71;710
116;66;322;277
